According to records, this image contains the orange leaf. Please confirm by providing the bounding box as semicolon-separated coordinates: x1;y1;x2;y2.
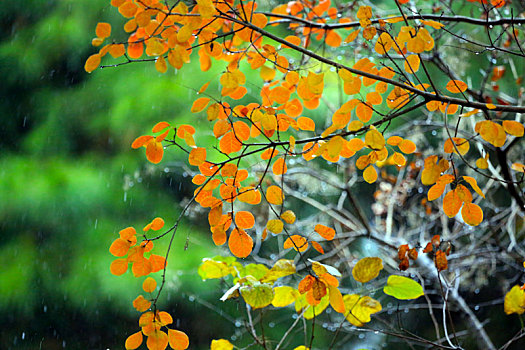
261;148;279;160
191;97;211;113
125;331;143;350
168;329;189;350
461;202;483;226
235;211;255;229
297;117;315;131
149;254;167;273
133;295;151;312
146;140;164;164
266;185;284;205
132;135;154;149
219;131;242;154
443;189;462;217
152;122;170;133
110;238;131;257
143;277;157;293
146;330;168;350
435;251;448;271
272;158;287;175
228;228;253;258
84;54;101;73
311;241;324;254
110;258;128;275
118;227;135;241
427;184;445;201
96;22;111;39
212;226;227;246
232;121;251;141
176;124;196;138
283;235;308;252
189;147;207;166
398;139;416;154
446;80;467;93
314;224;335;240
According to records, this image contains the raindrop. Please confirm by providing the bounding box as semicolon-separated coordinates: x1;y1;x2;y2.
21;332;25;340
164;167;169;173
431;130;437;136
62;340;66;348
474;305;480;311
123;192;127;202
94;219;98;229
359;334;365;339
475;288;480;294
404;308;409;313
269;322;275;328
231;335;237;341
43;305;47;313
188;296;195;302
235;320;242;328
418;187;423;193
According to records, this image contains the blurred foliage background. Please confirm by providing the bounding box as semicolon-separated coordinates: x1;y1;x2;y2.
0;1;235;349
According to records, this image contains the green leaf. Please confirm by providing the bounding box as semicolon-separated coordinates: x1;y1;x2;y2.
260;259;296;283
198;259;235;280
240;282;275;309
241;263;269;280
383;275;424;300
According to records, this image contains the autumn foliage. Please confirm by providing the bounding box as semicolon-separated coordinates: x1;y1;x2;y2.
89;0;524;349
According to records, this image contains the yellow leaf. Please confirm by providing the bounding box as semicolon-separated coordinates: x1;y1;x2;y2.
421;19;445;29
155;55;167;73
281;210;296;224
476;157;489;169
211;339;234;350
365;129;385;150
343;294;382;326
504;285;525;315
267;219;284;234
444;137;469;155
328;284;345;313
352;257;383;283
272;286;298;307
502;120;524;137
363;165;377;184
